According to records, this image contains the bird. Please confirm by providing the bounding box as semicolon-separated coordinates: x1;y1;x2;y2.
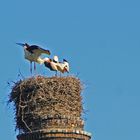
56;59;70;74
44;56;69;76
63;59;69;73
44;57;58;76
52;55;69;73
16;43;51;74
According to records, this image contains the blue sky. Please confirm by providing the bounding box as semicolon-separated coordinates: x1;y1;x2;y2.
0;0;140;139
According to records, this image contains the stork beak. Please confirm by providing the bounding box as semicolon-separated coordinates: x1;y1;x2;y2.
16;43;25;47
64;67;69;73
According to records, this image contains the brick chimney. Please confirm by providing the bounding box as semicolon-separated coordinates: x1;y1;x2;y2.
10;76;91;140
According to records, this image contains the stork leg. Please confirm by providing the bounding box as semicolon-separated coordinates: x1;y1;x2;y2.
60;72;62;77
55;71;57;77
34;62;36;75
30;62;32;74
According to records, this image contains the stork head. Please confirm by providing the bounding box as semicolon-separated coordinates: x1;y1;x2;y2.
16;43;29;48
63;59;69;73
64;65;69;73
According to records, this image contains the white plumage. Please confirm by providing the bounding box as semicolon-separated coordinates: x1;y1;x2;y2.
56;59;69;73
44;56;69;76
17;43;51;74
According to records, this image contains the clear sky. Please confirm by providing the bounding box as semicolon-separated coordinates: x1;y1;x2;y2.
0;0;140;140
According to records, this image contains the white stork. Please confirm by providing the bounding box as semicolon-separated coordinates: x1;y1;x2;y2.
44;57;58;76
56;59;69;74
51;55;69;74
44;56;69;76
16;43;51;74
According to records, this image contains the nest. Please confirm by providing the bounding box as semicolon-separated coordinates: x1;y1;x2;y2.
9;76;83;133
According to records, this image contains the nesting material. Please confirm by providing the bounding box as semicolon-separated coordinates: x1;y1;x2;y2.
9;76;83;133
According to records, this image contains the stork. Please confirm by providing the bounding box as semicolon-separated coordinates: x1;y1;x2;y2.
16;43;51;74
44;57;58;76
44;56;69;76
52;55;69;74
56;59;69;74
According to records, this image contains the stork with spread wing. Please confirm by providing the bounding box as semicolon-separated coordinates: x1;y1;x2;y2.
16;43;51;74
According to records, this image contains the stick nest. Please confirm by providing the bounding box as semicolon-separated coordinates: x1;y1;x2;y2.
9;76;83;133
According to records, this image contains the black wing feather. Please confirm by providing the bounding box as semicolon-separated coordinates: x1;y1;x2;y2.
26;45;41;53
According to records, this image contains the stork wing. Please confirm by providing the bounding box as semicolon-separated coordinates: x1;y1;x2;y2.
56;62;69;73
55;63;64;73
27;45;51;55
